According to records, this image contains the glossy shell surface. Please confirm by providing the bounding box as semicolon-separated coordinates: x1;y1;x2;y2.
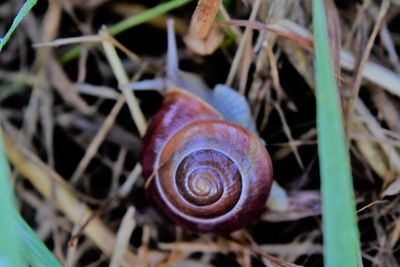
141;89;273;232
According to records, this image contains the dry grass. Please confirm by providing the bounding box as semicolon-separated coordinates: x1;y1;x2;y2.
1;0;400;266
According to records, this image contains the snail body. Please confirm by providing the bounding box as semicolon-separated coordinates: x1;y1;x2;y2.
141;89;273;233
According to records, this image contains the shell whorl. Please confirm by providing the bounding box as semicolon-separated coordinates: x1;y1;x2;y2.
141;89;273;232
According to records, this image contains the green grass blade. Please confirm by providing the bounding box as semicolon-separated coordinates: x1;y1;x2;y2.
16;214;62;267
0;0;38;52
312;1;361;266
108;0;192;36
0;130;24;267
60;0;193;63
0;130;60;266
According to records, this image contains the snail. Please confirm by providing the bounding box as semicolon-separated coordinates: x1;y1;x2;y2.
141;89;273;232
135;20;274;233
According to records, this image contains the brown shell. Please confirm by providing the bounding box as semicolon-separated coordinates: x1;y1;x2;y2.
141;89;273;233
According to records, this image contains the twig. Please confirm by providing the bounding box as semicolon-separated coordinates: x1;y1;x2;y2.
100;28;147;136
225;0;262;87
70;96;126;184
109;207;136;267
346;0;391;131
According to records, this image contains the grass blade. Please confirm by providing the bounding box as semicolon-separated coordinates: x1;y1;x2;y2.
107;0;192;36
60;0;193;63
0;130;24;266
0;0;38;52
312;1;361;266
17;214;62;267
0;130;61;266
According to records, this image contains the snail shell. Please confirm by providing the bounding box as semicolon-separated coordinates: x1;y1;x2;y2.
141;89;273;233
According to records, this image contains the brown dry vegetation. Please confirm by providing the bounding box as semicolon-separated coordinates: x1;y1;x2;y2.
1;0;400;266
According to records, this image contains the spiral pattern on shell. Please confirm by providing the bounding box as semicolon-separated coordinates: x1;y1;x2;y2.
141;90;273;233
